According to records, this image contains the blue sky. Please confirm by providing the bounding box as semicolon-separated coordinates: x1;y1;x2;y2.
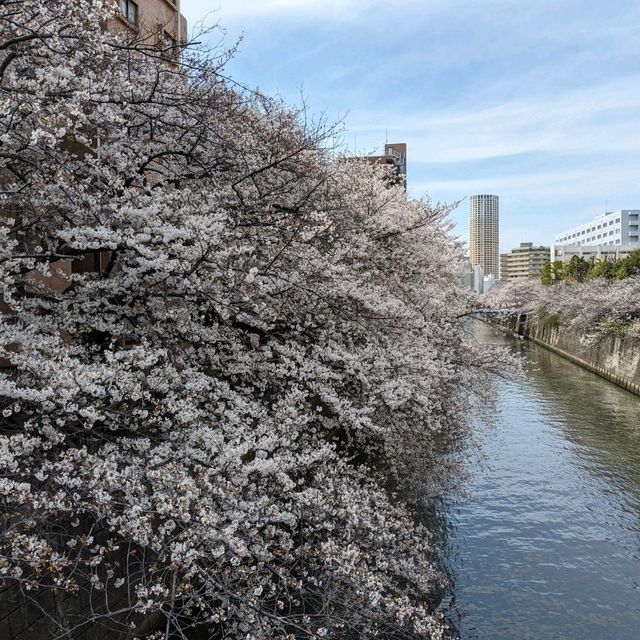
182;0;640;252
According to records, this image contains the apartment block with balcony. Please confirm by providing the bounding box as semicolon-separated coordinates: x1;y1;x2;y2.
500;243;549;281
48;1;188;288
1;1;189;300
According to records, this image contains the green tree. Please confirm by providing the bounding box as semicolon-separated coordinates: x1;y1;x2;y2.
613;249;640;280
552;260;566;283
588;257;616;280
541;260;565;285
566;255;590;282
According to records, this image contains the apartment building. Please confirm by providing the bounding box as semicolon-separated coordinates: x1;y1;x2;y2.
0;0;189;302
500;242;549;281
41;0;188;290
554;210;640;247
469;194;499;277
115;0;187;56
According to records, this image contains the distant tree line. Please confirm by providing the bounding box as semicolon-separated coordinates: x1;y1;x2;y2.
541;250;640;285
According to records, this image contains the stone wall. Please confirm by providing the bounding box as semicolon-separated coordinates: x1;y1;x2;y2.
497;313;640;396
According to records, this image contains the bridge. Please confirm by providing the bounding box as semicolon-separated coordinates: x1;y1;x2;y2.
458;308;522;318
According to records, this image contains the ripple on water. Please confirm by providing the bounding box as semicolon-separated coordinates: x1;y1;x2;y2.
445;322;640;640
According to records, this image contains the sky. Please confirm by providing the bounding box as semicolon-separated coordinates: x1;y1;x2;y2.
182;0;640;252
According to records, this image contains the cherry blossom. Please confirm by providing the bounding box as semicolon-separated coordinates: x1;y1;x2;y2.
0;2;499;637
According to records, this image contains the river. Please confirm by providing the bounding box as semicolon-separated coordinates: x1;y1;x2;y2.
445;321;640;639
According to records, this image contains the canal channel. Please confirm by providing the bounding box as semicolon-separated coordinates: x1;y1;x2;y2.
445;321;640;639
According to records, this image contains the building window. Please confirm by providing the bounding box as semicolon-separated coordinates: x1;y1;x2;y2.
158;30;178;60
120;0;138;25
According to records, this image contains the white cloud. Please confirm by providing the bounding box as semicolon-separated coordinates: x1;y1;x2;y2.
411;166;640;200
350;75;640;164
411;164;640;251
178;0;640;249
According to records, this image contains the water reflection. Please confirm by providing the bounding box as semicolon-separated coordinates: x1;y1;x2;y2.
445;321;640;640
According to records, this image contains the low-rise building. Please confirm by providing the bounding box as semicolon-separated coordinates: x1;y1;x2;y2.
459;257;473;291
473;264;485;294
458;259;485;293
500;242;549;281
550;243;640;263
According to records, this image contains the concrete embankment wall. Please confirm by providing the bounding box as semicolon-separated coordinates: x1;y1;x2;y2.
495;314;640;397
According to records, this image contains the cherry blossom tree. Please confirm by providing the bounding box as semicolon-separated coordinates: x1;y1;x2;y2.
484;276;640;340
479;277;543;311
530;277;640;339
0;1;497;638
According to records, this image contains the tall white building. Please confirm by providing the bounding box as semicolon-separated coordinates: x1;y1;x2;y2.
483;274;497;293
469;195;499;277
459;260;485;294
554;210;640;247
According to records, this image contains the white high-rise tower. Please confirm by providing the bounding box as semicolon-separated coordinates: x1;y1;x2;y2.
469;194;499;277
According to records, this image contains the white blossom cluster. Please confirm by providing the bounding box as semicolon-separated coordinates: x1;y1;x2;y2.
0;2;497;637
